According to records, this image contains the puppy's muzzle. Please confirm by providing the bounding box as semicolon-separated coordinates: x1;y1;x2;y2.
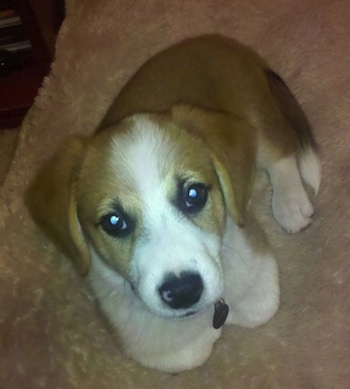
158;272;203;309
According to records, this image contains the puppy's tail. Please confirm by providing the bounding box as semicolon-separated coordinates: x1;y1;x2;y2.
265;69;321;194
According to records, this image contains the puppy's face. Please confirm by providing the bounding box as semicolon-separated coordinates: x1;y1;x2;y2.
77;114;227;318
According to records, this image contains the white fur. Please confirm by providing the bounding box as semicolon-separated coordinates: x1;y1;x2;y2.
299;147;322;194
87;116;280;372
222;218;280;328
88;216;279;372
89;250;221;373
269;154;315;233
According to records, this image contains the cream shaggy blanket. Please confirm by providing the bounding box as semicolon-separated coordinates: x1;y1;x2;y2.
1;0;350;387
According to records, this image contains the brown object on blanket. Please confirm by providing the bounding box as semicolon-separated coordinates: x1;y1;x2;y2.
1;0;350;387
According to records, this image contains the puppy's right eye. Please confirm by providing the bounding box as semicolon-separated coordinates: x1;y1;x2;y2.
100;212;131;237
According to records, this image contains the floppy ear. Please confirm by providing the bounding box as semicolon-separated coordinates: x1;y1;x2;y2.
172;104;257;227
26;137;90;276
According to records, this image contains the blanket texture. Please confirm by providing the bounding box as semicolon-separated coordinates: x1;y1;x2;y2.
1;0;350;387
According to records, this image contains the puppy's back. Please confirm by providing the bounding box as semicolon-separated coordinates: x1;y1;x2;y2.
98;35;269;129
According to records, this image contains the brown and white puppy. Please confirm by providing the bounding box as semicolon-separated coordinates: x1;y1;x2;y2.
26;35;321;372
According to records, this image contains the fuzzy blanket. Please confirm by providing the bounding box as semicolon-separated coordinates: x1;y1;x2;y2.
1;0;350;387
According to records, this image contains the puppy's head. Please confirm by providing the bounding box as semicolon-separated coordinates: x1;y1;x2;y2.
26;107;254;319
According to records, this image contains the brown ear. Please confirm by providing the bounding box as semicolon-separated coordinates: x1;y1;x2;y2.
26;137;90;276
172;104;257;227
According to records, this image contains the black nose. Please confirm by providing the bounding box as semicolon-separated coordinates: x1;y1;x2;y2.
158;272;203;309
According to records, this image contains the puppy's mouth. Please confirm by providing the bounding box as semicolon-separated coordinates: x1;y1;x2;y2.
159;299;229;329
184;310;197;317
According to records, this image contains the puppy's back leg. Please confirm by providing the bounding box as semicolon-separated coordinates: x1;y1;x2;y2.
268;153;315;233
262;70;321;233
298;146;321;195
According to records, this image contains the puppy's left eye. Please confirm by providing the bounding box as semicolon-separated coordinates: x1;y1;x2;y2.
179;183;208;214
100;212;131;237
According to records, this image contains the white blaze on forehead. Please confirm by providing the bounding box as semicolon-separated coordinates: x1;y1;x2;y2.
128;117;166;190
116;115;175;202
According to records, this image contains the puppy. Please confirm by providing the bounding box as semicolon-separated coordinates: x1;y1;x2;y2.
26;35;321;372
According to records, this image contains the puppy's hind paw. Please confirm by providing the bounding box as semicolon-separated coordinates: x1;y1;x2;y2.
272;189;314;233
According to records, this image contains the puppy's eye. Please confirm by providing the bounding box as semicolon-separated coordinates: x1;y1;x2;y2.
100;212;130;237
180;183;208;214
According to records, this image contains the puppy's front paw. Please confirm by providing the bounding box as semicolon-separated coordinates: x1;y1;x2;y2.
272;188;314;233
